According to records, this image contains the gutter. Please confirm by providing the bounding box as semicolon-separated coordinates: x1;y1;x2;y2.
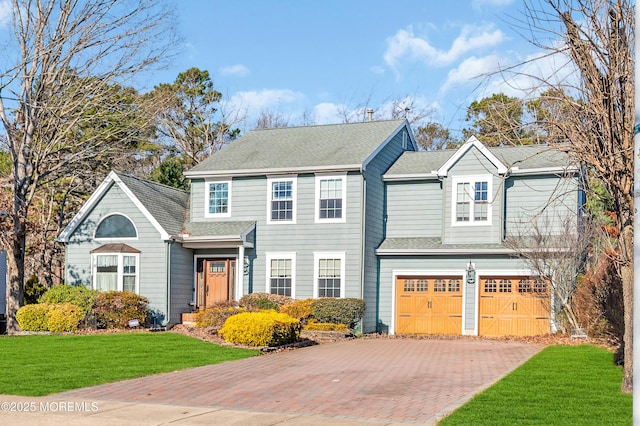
185;164;362;179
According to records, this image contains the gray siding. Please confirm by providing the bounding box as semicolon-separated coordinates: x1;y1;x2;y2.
189;171;363;301
377;255;530;334
443;147;503;245
362;129;414;332
385;180;442;238
505;175;579;237
169;242;194;323
64;183;170;323
254;173;363;300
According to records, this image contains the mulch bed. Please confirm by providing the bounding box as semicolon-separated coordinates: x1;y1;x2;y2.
168;323;618;352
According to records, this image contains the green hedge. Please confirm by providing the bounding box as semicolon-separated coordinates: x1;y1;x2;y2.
16;303;85;332
311;298;365;328
219;311;301;347
46;303;85;332
39;284;98;314
16;304;51;331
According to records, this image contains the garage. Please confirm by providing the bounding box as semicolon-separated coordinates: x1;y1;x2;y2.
479;276;550;336
395;276;463;335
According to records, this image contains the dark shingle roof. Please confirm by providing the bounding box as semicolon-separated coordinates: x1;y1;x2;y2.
376;237;512;254
385;144;572;177
115;172;189;236
186;120;407;176
183;221;255;238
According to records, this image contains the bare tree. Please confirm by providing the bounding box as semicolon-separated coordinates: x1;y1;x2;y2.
0;0;177;332
491;0;634;392
505;213;594;333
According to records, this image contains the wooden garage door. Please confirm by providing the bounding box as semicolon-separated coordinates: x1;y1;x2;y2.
396;276;462;335
479;277;550;336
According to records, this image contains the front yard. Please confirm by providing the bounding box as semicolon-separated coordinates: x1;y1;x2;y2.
0;332;258;396
439;344;632;425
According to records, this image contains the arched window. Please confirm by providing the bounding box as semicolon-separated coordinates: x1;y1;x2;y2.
95;214;137;239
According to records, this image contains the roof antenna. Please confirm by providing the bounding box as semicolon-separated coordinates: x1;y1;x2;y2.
367;108;373;122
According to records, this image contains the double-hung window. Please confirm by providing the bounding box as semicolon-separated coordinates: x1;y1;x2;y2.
267;177;296;223
314;252;345;298
205;180;231;217
452;176;492;225
315;174;346;223
266;253;295;297
93;253;139;293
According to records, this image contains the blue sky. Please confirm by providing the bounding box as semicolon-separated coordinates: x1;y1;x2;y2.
0;0;568;139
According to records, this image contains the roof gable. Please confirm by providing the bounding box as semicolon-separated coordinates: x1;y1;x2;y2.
58;171;189;242
185;119;410;178
437;136;508;177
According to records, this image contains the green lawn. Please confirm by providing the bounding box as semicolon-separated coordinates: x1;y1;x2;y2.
439;344;632;426
0;332;258;396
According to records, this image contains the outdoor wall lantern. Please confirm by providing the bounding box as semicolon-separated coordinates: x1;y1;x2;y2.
466;261;476;285
243;256;250;275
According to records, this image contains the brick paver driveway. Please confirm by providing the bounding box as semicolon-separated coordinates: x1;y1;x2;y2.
61;338;541;424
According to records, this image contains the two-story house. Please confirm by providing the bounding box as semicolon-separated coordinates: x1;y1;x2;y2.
58;119;581;336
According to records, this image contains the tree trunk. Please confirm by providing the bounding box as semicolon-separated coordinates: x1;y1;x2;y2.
5;230;26;333
619;224;633;393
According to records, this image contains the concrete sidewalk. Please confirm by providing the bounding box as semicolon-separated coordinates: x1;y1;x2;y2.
0;395;391;425
3;338;542;425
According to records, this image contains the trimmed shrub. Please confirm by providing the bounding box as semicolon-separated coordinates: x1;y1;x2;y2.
39;284;98;314
91;291;149;329
303;319;349;331
46;303;85;332
195;304;246;331
311;298;366;328
16;304;51;331
280;298;313;322
240;292;293;312
219;311;301;347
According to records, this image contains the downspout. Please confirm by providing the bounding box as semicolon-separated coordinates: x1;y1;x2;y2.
163;239;173;327
359;174;366;301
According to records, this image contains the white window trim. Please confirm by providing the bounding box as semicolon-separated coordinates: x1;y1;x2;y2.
451;175;493;227
313;252;346;298
91;253;140;293
94;213;139;242
204;179;232;218
315;173;347;223
265;252;296;298
266;176;297;224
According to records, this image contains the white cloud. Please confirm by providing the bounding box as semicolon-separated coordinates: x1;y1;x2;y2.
440;54;505;94
383;24;505;70
220;64;250;77
0;0;11;28
227;89;306;125
312;103;343;125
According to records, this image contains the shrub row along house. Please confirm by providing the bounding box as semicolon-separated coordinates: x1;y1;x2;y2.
58;119;582;336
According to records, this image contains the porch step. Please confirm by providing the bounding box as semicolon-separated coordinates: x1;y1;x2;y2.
181;313;197;325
